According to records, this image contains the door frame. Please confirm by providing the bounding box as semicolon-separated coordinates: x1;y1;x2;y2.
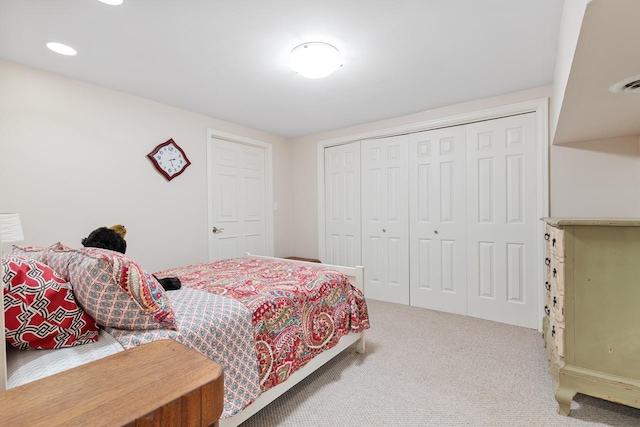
316;98;549;330
207;128;274;261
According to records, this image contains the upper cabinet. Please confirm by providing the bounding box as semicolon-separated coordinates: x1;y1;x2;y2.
551;0;640;145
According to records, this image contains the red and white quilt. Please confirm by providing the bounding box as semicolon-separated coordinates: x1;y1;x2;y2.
162;258;369;387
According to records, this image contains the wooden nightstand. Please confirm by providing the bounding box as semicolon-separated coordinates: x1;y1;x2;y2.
0;340;224;427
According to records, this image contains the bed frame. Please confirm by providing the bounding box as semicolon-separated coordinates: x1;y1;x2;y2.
0;254;366;426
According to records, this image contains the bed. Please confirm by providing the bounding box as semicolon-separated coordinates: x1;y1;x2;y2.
1;247;369;427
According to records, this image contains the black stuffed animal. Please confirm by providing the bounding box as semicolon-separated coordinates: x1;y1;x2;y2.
81;226;127;254
153;275;182;291
81;224;181;291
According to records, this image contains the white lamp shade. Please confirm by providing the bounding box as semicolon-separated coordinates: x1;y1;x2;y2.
0;213;24;243
290;42;342;79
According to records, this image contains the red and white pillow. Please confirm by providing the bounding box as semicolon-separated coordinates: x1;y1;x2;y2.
2;255;99;350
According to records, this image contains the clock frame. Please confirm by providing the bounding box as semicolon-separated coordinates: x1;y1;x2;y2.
147;138;192;181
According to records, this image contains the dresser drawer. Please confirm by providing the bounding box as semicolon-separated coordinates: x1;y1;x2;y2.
549;225;565;260
550;317;565;358
544;278;552;323
550;258;565;295
544;224;554;257
551;277;564;324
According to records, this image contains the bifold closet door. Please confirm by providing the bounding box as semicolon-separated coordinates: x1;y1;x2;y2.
409;126;467;314
466;113;538;328
324;142;361;267
361;136;410;304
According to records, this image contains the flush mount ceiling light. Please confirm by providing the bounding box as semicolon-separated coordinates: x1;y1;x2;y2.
46;42;77;56
289;42;342;79
98;0;124;5
609;74;640;93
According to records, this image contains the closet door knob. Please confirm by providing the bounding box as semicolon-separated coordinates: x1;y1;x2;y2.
544;233;550;241
545;258;550;266
545;281;550;291
544;306;550;316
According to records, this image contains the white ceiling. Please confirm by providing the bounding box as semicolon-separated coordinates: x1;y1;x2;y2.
0;0;564;139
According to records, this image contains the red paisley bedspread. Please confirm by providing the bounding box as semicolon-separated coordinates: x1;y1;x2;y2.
156;257;370;391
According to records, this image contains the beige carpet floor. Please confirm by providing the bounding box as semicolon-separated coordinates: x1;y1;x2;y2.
240;299;640;427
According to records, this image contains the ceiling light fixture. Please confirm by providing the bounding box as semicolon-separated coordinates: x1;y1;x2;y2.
98;0;124;5
46;42;77;56
289;42;342;79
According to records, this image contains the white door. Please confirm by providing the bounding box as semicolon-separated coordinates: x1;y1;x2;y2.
466;113;538;328
209;138;269;260
324;142;361;267
409;126;467;314
361;135;410;304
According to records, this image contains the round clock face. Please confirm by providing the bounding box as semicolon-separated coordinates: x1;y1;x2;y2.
154;146;185;174
147;139;191;181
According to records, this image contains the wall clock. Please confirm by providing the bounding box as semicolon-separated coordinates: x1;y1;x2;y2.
147;138;191;181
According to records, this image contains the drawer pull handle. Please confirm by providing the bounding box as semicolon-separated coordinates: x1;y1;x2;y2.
552;326;556;337
553;268;557;278
552;238;557;247
544;233;550;241
544;305;550;316
553;296;557;307
545;258;550;266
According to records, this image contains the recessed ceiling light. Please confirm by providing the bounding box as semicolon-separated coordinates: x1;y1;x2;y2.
290;42;342;79
98;0;124;5
46;42;77;56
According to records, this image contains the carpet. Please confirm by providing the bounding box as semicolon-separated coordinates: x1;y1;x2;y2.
241;299;640;426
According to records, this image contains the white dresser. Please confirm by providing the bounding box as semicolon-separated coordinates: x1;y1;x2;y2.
542;218;640;415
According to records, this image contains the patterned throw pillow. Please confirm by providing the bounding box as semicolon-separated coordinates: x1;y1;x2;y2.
11;242;70;264
45;247;176;330
2;255;99;350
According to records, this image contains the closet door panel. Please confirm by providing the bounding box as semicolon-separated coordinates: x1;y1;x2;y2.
362;136;409;304
409;127;467;313
466;113;538;328
324;142;361;267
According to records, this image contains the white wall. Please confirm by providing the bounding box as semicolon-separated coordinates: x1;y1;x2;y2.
550;136;640;216
290;86;553;259
0;59;292;272
550;0;592;141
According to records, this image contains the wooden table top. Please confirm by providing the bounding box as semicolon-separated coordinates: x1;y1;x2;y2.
0;339;224;426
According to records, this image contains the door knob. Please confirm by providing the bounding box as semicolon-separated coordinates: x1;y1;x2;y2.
212;226;225;234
